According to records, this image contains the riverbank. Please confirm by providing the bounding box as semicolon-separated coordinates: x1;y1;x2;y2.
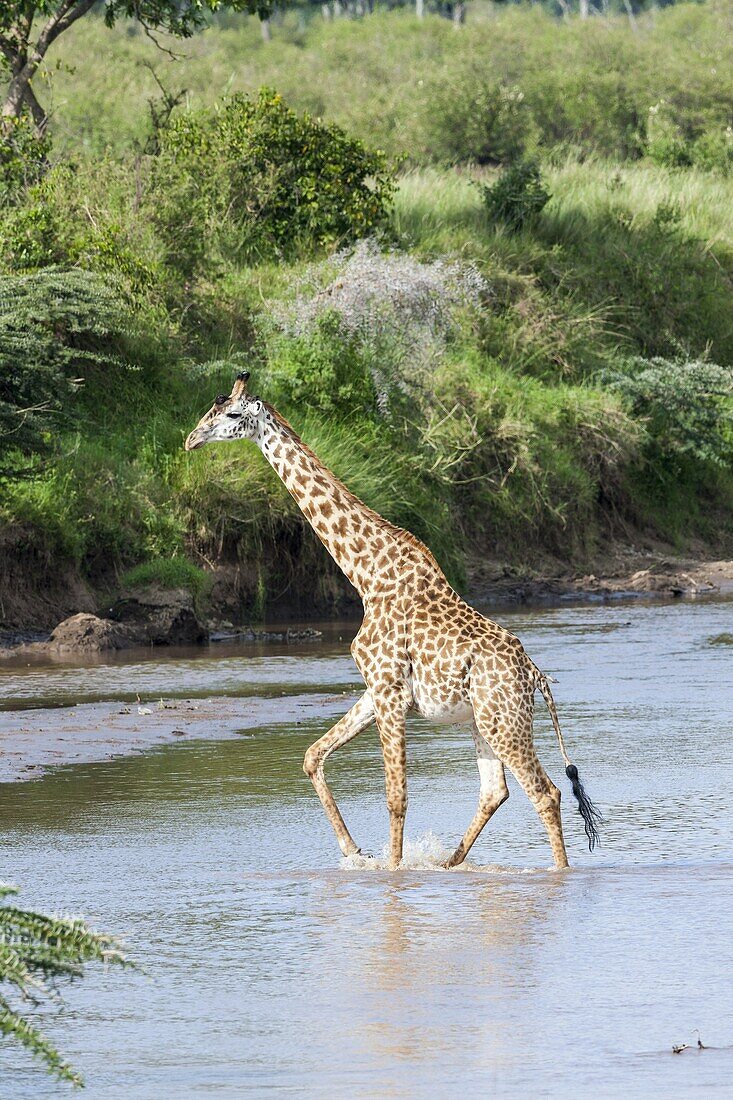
1;549;732;653
468;552;733;605
2;8;732;643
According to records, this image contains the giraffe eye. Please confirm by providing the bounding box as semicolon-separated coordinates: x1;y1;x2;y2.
215;394;228;405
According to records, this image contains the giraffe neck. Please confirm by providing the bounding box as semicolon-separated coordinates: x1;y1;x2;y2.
254;404;403;596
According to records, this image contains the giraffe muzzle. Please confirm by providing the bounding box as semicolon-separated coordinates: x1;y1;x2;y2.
184;427;208;451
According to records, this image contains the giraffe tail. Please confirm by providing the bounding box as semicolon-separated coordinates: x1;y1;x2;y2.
534;668;603;852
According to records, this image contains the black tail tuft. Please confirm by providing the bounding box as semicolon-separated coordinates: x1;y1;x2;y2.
565;764;603;852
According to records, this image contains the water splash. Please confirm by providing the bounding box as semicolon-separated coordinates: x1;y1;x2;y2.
340;832;552;874
340;832;478;872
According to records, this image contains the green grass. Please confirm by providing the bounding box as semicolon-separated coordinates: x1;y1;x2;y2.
119;556;211;598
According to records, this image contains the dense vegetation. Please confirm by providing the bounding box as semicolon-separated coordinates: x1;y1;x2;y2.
1;2;732;624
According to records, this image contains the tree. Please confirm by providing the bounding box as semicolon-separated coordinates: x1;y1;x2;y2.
0;1;273;133
0;883;130;1086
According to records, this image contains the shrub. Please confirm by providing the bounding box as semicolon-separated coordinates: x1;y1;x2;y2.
0;883;129;1087
120;556;211;600
418;72;535;166
273;240;488;417
433;355;641;556
480;160;551;232
150;89;395;276
0;270;132;461
691;128;733;176
605;357;733;467
267;314;378;420
647;103;692;169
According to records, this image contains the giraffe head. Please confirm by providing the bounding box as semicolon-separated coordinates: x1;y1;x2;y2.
184;371;265;451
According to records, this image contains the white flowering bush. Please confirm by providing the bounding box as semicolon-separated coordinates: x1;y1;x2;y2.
272;240;489;418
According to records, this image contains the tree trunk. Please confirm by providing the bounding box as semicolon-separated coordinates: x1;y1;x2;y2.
579;0;589;18
621;0;638;32
259;17;271;41
416;0;424;19
1;70;33;124
1;0;97;132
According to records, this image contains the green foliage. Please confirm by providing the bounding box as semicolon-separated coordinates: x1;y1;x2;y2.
2;8;733;618
690;128;733;176
419;72;535;166
606;357;733;467
646;102;693;169
267;314;379;418
538;183;733;365
42;5;733;168
0;269;132;461
480;159;551;231
150;89;395;276
120;556;211;599
0;0;269;40
0;882;129;1087
430;354;641;555
0;115;50;205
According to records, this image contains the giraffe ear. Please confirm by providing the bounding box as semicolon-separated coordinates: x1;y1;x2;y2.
248;399;263;416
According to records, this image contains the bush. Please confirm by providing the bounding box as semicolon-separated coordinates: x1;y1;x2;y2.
605;357;733;468
267;315;379;420
691;128;733;176
0;883;129;1087
480;160;551;232
432;355;641;556
274;240;487;417
419;72;535;166
120;556;211;600
646;102;692;169
150;89;395;276
0;270;132;461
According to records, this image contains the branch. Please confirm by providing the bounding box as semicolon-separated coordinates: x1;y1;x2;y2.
139;19;182;60
22;80;49;133
35;0;98;57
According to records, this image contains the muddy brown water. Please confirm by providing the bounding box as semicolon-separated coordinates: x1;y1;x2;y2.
1;598;732;1097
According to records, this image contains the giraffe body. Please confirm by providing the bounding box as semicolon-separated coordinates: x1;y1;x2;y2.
185;373;601;868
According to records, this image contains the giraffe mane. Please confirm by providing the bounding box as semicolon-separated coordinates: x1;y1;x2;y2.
263;402;441;566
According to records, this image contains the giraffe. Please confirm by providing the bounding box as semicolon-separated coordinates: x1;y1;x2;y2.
185;371;602;869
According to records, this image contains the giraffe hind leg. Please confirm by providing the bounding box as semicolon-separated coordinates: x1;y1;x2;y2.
472;686;569;869
444;725;509;868
508;752;569;869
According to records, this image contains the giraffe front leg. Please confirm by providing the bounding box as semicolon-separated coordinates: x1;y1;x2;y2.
303;692;375;858
373;686;410;870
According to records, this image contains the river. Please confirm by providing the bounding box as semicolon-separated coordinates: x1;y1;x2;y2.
1;597;732;1097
